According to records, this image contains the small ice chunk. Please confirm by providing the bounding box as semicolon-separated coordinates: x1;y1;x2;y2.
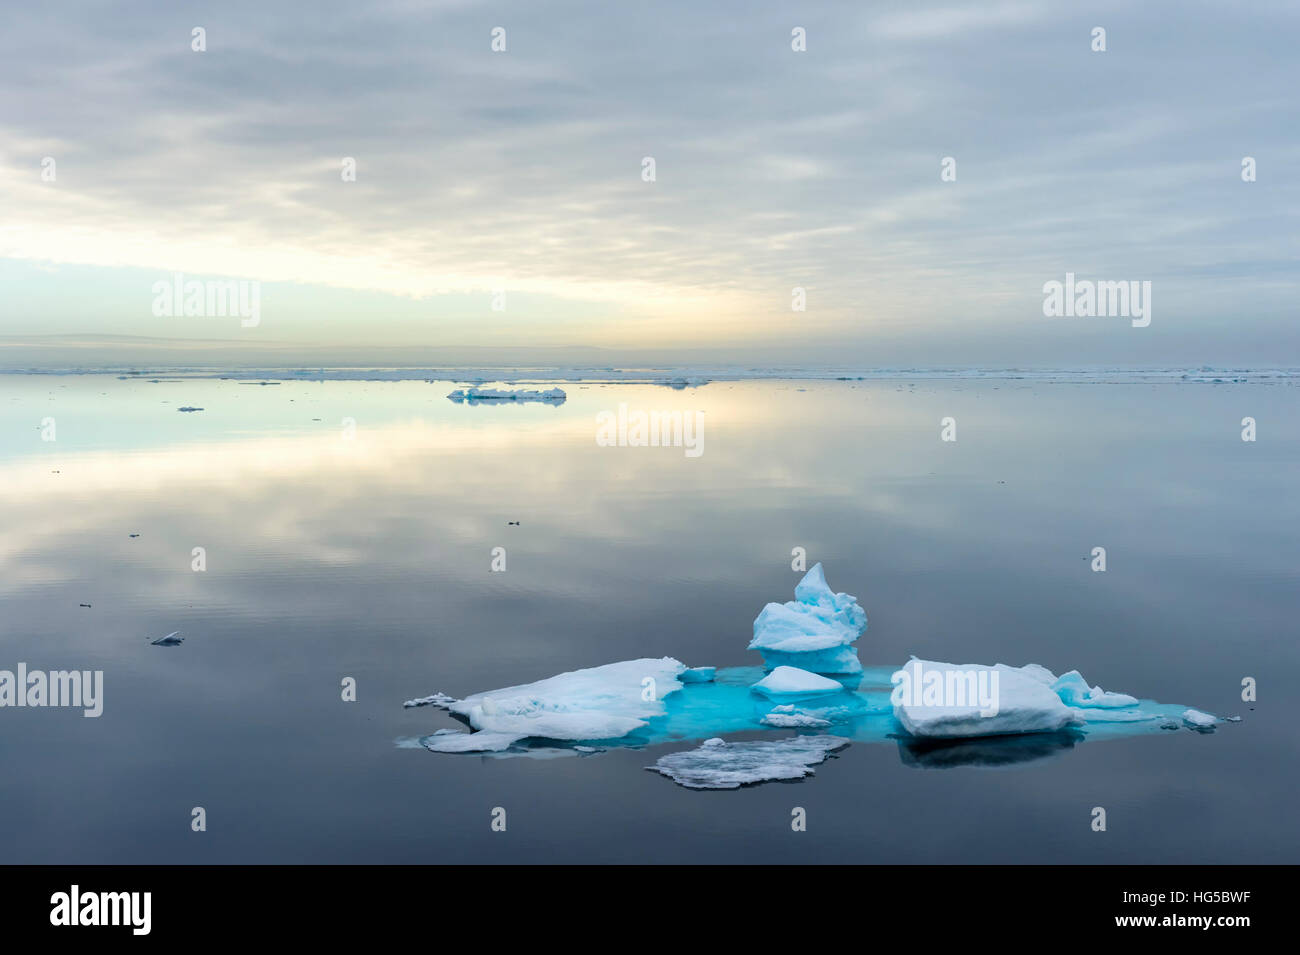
681;667;716;683
404;692;456;709
1051;670;1139;708
649;735;849;789
751;666;844;698
150;631;183;646
761;705;833;728
1182;708;1217;730
422;729;526;753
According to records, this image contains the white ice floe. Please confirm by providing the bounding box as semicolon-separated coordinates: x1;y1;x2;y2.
1182;708;1217;730
751;665;844;698
649;736;849;789
422;729;526;753
431;657;686;741
150;631;183;646
447;385;566;403
760;705;834;728
404;692;456;708
893;660;1084;738
748;564;866;674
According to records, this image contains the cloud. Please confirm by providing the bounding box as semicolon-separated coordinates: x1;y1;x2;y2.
0;0;1296;361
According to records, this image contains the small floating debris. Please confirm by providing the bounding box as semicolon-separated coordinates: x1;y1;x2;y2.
177;406;204;413
150;631;184;646
79;603;92;609
507;521;520;526
129;533;140;538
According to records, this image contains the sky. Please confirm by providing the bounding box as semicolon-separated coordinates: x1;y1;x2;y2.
1;0;1297;367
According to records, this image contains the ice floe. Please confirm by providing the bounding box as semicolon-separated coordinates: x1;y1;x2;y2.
422;729;526;753
649;736;849;789
760;705;834;728
751;665;845;698
405;566;1225;783
892;660;1082;738
447;385;566;404
424;657;685;741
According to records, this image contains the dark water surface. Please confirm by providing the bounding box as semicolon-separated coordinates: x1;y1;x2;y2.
1;375;1296;862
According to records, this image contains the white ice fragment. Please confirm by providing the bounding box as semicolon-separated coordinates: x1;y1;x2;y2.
681;667;716;683
751;665;844;698
1051;670;1139;708
894;660;1083;738
1182;708;1217;729
404;692;456;708
649;735;849;789
761;705;834;728
441;657;686;741
422;729;526;753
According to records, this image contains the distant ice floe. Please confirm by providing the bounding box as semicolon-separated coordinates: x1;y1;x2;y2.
649;736;849;789
446;385;566;404
405;564;1227;787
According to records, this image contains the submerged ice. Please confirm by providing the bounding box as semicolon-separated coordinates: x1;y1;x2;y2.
407;565;1224;785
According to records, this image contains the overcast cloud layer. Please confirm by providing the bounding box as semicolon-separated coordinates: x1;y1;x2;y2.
1;0;1297;366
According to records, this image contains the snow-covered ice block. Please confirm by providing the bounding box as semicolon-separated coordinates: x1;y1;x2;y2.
893;660;1084;739
431;657;686;741
649;736;849;789
748;564;866;674
1051;670;1139;708
1182;708;1217;730
751;665;844;699
421;729;526;753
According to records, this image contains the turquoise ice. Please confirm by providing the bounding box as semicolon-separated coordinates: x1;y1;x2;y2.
406;565;1226;784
